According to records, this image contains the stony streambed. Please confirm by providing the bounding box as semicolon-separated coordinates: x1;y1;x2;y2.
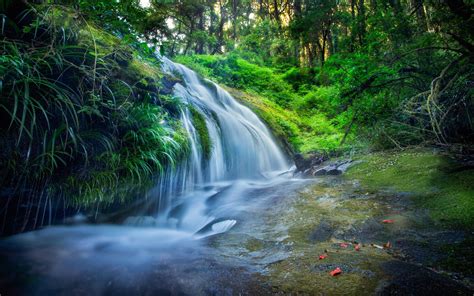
0;150;472;295
209;149;474;295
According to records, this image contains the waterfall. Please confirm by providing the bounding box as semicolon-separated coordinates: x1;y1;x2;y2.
127;57;291;235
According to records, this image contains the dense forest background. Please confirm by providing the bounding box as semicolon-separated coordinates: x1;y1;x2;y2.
151;0;474;153
63;0;474;153
0;0;473;233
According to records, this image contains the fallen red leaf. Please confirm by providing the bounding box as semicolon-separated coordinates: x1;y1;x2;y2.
355;244;361;251
382;219;394;224
340;243;349;248
330;267;342;276
319;254;328;260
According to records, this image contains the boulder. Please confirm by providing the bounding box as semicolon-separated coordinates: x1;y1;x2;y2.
294;153;328;173
296;157;354;177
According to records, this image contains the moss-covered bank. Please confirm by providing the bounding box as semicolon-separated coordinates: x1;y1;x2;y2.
346;149;474;228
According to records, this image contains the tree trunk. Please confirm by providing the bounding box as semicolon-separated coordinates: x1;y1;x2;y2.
273;0;281;26
357;0;366;46
196;8;205;54
350;0;356;52
213;0;226;54
232;0;238;40
411;0;428;32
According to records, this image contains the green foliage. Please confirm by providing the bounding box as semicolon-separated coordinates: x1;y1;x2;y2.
178;54;354;154
60;104;187;206
292;86;340;115
176;54;296;106
0;4;187;207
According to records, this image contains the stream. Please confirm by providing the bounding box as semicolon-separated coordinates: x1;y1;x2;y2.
0;177;313;295
0;58;302;295
0;59;472;296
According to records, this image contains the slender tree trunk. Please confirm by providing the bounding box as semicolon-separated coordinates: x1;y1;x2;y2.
184;18;194;55
258;0;265;18
357;0;366;46
350;0;356;52
213;0;226;53
411;0;428;32
196;8;205;54
273;0;281;26
293;0;302;65
232;0;238;40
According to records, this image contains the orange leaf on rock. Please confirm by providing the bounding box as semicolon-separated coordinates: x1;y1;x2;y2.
330;267;342;276
319;254;328;260
382;219;394;224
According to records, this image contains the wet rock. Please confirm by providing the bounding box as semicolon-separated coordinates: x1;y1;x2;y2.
295;156;355;177
159;74;182;95
313;160;354;176
337;218;386;242
206;185;232;205
378;260;473;295
395;231;466;267
168;203;187;220
294;153;328;173
194;218;237;238
314;164;342;176
309;220;334;242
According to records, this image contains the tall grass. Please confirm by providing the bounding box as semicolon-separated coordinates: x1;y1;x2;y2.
0;3;187;227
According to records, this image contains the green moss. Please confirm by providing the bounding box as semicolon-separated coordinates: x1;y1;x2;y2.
346;149;474;228
128;57;162;81
78;25;122;54
189;107;212;159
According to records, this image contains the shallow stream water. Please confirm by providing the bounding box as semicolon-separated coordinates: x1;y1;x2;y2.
0;177;314;295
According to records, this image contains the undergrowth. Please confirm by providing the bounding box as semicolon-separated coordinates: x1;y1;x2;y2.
176;54;354;155
0;4;187;216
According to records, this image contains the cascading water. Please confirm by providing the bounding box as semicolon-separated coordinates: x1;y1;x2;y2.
130;57;292;236
0;58;300;294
